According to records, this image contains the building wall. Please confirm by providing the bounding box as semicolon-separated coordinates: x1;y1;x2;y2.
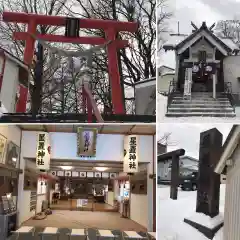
135;83;156;115
1;59;19;112
130;193;148;228
223;56;240;96
20;190;36;224
0;125;21;165
190;38;215;61
158;156;198;181
21;131;152;163
106;191;114;206
224;144;240;240
158;160;171;181
157;74;175;93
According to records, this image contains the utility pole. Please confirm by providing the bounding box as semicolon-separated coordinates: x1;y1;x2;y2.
32;41;44;116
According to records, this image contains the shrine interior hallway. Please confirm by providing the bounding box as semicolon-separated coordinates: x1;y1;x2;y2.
8;210;147;240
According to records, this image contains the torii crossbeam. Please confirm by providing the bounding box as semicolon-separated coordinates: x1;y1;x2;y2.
2;12;138;114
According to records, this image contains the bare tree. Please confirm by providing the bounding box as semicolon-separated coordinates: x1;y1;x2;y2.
0;0;72;113
62;0;156;113
158;132;177;147
0;0;157;114
215;20;240;44
156;0;172;54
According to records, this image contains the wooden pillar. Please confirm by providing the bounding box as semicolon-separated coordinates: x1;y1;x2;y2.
170;155;180;200
106;28;125;114
213;74;216;99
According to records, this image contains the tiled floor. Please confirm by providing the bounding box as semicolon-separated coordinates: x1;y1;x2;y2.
9;228;143;240
21;210;146;230
8;210;147;240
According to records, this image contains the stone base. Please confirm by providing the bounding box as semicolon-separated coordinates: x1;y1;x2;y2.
184;217;223;239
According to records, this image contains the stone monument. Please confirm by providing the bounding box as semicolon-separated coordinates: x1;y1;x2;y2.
184;128;223;239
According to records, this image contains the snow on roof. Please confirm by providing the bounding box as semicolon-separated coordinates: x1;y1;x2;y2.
161;71;175;77
218;37;239;51
163;34;188;48
180;155;198;162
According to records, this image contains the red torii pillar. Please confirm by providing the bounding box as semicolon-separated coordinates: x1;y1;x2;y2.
2;12;138;115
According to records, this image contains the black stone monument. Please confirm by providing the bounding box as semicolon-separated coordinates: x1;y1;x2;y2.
184;128;223;239
196;128;222;217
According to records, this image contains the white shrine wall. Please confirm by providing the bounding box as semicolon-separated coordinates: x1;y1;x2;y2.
1;58;19;112
223;56;240;96
21;131;153;163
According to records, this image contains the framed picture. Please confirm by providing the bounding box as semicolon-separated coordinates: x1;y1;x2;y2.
77;128;98;157
0;134;7;164
6;141;20;168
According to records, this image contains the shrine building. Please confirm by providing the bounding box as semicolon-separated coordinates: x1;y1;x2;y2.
0;124;156;240
161;22;240;117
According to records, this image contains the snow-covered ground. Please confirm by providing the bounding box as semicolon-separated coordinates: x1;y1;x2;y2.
157;94;240;123
157;185;225;240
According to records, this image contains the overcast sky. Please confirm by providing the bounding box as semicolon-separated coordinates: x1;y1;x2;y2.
157;0;240;67
157;123;233;159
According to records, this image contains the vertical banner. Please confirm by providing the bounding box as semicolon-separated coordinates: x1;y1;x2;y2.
123;135;139;173
36;132;51;170
77;128;98;157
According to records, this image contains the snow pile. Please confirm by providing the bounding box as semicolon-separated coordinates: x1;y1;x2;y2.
185;212;224;229
158;185;226;240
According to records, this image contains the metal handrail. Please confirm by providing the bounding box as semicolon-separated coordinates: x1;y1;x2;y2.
167;80;177;112
224;82;235;112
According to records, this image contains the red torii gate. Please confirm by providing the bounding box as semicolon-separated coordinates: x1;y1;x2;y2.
2;12;138;115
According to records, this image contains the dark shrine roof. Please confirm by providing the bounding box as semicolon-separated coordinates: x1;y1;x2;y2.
163;22;238;53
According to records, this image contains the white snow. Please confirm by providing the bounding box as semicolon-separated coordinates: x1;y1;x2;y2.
185;212;223;229
163;34;188;48
157;185;225;240
157;93;240;122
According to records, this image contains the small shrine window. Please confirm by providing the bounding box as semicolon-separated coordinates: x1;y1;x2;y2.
198;51;207;62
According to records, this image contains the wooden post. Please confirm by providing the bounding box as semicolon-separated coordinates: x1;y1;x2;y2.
213;74;216;99
170;155;180;200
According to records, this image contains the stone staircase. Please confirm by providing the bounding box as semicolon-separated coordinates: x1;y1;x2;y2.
166;92;236;117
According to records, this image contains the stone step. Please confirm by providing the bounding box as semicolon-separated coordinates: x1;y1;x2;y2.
173;92;227;96
172;100;230;104
166;112;236;117
168;107;234;113
171;103;232;108
173;97;229;100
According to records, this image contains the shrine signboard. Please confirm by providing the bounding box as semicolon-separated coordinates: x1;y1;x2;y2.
36;132;51;171
123;135;139;173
